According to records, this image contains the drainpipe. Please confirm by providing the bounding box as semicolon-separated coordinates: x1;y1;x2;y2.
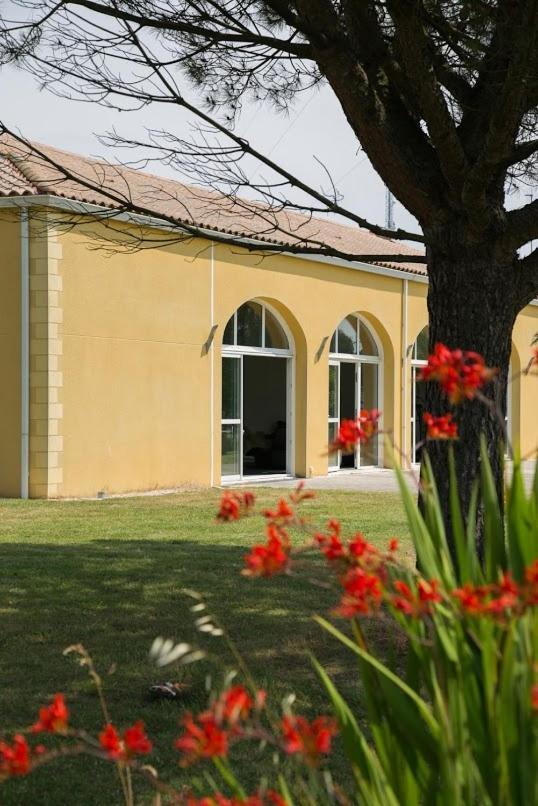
210;243;215;487
20;208;29;499
401;278;408;463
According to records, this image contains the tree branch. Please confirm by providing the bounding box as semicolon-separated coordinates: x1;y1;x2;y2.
504;137;538;168
55;0;314;57
1;124;426;264
387;0;467;199
505;198;538;251
517;247;538;307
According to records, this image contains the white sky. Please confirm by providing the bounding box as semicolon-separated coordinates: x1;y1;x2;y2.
1;58;534;252
0;61;420;237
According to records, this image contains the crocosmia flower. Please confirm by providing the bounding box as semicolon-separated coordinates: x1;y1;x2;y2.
329;409;380;453
187;793;284;806
32;693;69;734
0;735;31;779
281;715;337;766
99;721;152;761
419;343;496;404
335;567;384;617
175;713;228;766
423;412;458;440
392;578;442;618
243;526;290;577
214;684;264;727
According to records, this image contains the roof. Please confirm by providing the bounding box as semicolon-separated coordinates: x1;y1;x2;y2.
0;135;426;275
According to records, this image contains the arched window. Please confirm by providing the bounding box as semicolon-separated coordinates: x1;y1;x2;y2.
411;326;428;463
223;301;289;351
221;301;293;481
328;315;382;470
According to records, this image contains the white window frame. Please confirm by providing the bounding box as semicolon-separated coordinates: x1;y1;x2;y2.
410;327;428;464
328;314;383;470
221;300;294;484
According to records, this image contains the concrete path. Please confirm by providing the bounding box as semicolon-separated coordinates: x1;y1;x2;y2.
244;462;536;494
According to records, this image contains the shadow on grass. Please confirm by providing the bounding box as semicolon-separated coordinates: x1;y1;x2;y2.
0;538;404;805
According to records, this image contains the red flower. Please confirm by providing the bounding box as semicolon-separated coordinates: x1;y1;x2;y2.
289;481;315;504
32;693;69;734
242;492;256;510
217;493;241;522
423;412;458;440
99;724;122;758
453;574;524;618
315;519;343;557
123;721;152;756
532;684;538;712
281;715;337;766
419;343;497;404
175;714;228;766
484;593;519;614
392;578;441;618
388;538;399;554
329;410;380;453
213;685;264;727
349;533;378;560
99;721;152;761
243;526;290;577
525;560;538;605
452;583;487;614
358;408;381;440
217;492;255;522
335;567;384;617
187;794;283;806
264;498;294;523
0;735;31;779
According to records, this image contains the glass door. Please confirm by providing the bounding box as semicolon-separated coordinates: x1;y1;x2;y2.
328;362;340;471
221;355;242;479
411;364;427;463
358;362;379;466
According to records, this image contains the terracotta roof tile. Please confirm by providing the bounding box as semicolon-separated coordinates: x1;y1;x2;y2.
0;135;425;274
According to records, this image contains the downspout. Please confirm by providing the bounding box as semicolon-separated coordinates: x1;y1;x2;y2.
401;278;408;463
20;208;29;499
210;243;215;487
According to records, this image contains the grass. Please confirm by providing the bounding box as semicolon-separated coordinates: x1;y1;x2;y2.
0;488;410;804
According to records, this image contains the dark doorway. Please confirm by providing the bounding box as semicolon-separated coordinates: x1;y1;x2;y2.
242;356;287;475
413;369;427;462
339;362;356;469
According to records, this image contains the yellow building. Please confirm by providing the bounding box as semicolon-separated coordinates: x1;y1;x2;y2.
0;139;537;498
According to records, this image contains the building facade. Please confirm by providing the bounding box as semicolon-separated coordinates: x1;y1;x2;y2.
0;142;537;498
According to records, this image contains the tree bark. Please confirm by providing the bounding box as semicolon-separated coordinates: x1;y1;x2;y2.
421;235;520;560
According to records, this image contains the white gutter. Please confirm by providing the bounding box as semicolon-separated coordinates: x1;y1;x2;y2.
0;195;428;286
20;208;29;499
401;278;408;460
210;243;215;487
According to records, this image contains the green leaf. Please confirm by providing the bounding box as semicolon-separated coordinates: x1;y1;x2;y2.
315;617;440;747
480;438;507;578
311;655;399;805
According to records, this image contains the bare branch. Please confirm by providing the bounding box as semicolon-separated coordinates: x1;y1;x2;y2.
0;124;426;265
517;246;538;306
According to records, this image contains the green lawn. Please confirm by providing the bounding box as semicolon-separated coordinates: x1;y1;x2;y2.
0;488;409;804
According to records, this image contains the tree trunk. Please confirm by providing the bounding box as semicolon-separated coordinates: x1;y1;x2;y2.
421;237;520;560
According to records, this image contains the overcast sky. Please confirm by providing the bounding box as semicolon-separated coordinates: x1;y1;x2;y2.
1;60;421;237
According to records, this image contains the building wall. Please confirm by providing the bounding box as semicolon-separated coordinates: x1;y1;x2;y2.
0;213;21;496
513;307;538;456
7;209;537;498
28;211;65;498
58;222;213;497
55;219;410;496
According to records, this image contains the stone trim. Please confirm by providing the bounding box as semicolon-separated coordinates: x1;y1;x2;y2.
28;213;63;497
